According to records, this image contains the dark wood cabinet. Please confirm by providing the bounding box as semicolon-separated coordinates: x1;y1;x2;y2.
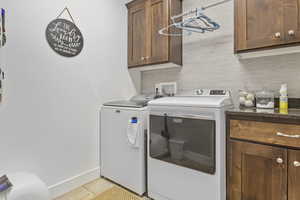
147;0;169;64
235;0;300;52
229;141;287;200
127;0;147;66
227;117;300;200
288;150;300;200
126;0;182;68
229;120;300;148
284;0;300;44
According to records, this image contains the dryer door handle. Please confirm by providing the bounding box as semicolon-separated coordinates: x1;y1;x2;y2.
150;112;214;120
172;114;214;120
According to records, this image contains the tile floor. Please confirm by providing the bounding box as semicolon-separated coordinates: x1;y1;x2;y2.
54;178;149;200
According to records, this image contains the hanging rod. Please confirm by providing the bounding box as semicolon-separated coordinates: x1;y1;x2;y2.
158;0;231;36
172;0;232;19
202;0;232;10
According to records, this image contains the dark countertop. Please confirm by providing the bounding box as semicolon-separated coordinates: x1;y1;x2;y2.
226;98;300;123
226;107;300;123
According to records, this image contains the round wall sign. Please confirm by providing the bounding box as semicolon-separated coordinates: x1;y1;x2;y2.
46;18;84;57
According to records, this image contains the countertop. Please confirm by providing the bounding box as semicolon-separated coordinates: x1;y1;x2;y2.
226;107;300;123
226;98;300;122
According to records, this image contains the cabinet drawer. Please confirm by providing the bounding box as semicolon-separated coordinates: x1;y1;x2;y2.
230;120;300;148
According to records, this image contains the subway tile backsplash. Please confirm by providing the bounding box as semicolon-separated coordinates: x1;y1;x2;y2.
141;0;300;100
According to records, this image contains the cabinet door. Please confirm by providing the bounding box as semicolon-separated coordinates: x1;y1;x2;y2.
146;0;169;64
284;0;300;43
288;150;300;200
128;1;147;67
235;0;286;51
229;141;287;200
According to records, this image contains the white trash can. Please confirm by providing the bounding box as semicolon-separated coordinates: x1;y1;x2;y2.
1;172;50;200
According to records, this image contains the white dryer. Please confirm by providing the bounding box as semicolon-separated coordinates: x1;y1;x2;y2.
100;100;148;195
147;89;233;200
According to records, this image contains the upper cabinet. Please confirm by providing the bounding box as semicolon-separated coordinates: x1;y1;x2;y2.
126;0;182;68
127;0;147;67
235;0;300;52
284;0;300;44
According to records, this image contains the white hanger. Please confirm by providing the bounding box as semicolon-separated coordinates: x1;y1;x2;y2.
159;0;231;36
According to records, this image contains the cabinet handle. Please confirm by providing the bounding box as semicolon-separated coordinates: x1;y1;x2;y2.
277;132;300;138
276;158;284;164
274;32;281;39
288;30;295;36
294;161;300;167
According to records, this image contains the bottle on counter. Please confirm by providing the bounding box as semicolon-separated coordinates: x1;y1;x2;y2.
279;84;288;113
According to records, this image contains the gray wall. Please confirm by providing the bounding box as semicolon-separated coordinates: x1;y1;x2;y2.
142;0;300;99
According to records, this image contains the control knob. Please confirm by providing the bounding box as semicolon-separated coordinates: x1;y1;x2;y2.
196;89;204;95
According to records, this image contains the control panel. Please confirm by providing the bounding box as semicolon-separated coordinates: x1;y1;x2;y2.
193;89;229;96
209;90;227;96
176;89;230;97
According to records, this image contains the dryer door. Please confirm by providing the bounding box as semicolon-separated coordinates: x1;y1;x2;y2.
149;112;216;174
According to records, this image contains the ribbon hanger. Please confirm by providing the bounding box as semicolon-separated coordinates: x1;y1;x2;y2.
56;7;76;25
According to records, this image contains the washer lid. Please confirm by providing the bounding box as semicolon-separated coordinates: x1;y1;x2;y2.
103;100;147;108
148;96;233;108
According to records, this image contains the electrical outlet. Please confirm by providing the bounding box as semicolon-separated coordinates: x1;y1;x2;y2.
155;82;177;96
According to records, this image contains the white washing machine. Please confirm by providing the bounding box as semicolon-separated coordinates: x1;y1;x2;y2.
147;89;233;200
100;100;149;195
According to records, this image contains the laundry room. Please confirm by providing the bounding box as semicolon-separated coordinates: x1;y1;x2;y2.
1;0;300;200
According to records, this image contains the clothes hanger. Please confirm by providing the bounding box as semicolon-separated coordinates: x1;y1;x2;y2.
159;0;231;36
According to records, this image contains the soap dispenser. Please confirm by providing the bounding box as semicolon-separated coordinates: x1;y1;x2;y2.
279;84;288;113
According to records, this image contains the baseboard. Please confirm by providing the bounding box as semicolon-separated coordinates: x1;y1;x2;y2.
48;167;100;198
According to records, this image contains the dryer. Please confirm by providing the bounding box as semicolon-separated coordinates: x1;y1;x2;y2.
147;89;233;200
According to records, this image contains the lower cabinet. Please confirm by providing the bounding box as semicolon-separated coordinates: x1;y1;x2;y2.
229;141;287;200
288;150;300;200
229;140;300;200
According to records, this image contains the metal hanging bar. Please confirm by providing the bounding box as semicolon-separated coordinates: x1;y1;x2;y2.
159;0;231;36
202;0;231;10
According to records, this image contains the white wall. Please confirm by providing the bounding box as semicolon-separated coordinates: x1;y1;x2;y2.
142;0;300;100
0;0;135;197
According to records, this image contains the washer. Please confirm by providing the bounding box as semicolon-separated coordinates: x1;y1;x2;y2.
147;89;233;200
100;99;149;195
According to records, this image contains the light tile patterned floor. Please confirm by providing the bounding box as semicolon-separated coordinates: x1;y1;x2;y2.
54;178;149;200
